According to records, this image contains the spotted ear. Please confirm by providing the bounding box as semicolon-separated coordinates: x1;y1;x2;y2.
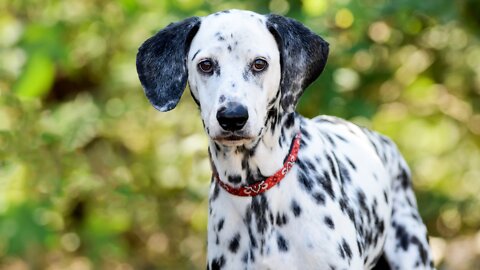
136;17;201;112
266;14;329;112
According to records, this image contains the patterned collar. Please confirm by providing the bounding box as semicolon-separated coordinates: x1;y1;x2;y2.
212;132;301;197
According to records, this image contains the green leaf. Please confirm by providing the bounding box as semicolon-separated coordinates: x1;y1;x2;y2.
13;52;55;99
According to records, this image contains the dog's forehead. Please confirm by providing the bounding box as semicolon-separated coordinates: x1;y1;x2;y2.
189;10;276;57
205;9;265;23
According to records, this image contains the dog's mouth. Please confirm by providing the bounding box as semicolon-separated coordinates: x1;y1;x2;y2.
212;133;254;145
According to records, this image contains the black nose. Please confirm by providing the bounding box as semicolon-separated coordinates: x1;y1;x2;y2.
216;103;249;132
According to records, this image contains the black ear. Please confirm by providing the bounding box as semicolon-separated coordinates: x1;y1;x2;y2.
136;17;201;112
266;14;329;111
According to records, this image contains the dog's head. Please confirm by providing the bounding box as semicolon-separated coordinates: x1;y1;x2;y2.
137;10;328;146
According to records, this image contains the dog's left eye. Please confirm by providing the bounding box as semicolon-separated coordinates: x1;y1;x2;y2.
198;60;214;73
252;59;268;72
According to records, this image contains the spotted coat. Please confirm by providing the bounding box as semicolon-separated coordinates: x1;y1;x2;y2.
136;9;435;270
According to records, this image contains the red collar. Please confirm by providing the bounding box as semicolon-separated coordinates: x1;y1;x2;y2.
213;132;301;197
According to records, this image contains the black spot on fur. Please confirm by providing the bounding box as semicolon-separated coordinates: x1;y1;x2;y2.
411;236;429;265
324;216;335;229
357;240;363;256
228;233;241;253
339;196;356;223
211;255;225;270
377;219;385;235
318;171;335;200
276;212;289;227
247;225;257;249
325;134;336;146
312;192;326;205
215;32;225;41
346;157;356;170
338;244;345;259
284;112;295;129
335;134;348;143
249;248;256;262
337;158;351;184
267;107;279;133
298;172;314;192
291;199;302;217
217;218;224;232
251;195;269;234
211;182;220;201
304;159;316;171
357;190;371;220
339;239;352;261
297;159;306;171
411;212;421;221
399;168;411;189
219;95;226;103
394;223;410;250
301;125;311;140
277;234;289;252
326;155;337;179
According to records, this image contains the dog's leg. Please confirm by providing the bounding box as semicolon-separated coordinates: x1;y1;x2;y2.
382;154;435;270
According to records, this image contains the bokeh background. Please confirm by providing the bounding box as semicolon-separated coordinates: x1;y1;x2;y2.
1;0;479;269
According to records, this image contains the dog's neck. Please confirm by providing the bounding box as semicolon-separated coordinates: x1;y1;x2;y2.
208;109;300;187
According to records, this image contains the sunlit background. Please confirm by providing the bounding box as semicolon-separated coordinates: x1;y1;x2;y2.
1;0;479;269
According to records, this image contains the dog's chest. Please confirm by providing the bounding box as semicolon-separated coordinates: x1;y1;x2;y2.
208;171;351;269
207;120;392;269
208;177;364;269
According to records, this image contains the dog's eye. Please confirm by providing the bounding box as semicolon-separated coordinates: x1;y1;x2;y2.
198;60;214;73
252;58;268;72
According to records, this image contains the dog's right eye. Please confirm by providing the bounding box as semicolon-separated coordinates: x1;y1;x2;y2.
198;60;214;73
252;58;268;72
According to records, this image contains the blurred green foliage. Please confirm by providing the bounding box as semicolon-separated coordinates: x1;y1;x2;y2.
0;0;479;269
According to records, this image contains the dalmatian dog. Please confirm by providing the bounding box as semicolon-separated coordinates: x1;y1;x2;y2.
136;9;435;270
